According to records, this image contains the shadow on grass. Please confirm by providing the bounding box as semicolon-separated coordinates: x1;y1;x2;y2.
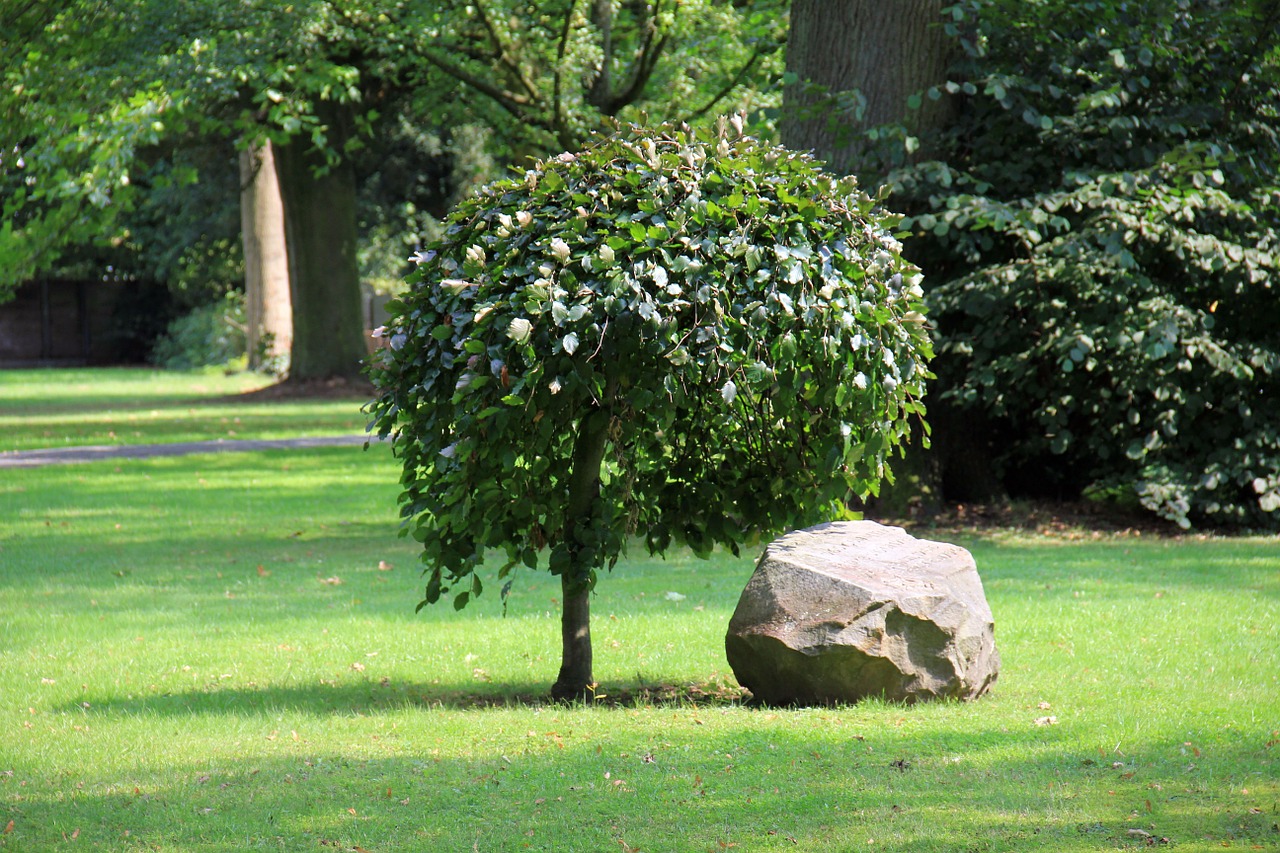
68;677;749;718
7;719;1274;851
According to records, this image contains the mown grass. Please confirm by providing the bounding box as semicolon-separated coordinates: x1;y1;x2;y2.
2;374;1277;851
0;368;366;452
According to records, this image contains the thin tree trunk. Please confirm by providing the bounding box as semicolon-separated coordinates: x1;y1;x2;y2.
781;0;956;179
239;140;292;370
272;100;368;381
550;406;613;701
553;574;594;700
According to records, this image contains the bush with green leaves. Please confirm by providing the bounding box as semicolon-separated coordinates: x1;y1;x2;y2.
876;0;1279;529
365;120;932;697
150;290;248;371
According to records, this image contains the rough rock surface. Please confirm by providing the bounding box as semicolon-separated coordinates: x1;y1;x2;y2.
725;521;999;705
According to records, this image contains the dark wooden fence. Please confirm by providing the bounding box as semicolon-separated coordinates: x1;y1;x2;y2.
0;278;147;366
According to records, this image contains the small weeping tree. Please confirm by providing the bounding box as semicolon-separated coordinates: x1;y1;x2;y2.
365;120;933;700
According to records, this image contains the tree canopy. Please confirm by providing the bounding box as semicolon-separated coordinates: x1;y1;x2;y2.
365;120;933;696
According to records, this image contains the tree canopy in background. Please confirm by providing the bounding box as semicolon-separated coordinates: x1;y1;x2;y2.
416;0;785;152
1;0;784;378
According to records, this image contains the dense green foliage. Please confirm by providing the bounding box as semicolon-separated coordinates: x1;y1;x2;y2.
876;0;1280;529
0;0;784;297
366;121;932;611
149;291;249;371
418;0;785;152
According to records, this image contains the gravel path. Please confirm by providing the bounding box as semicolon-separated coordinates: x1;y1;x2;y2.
0;434;374;468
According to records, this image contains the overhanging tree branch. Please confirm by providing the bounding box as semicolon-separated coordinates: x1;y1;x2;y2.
685;43;768;122
472;0;544;107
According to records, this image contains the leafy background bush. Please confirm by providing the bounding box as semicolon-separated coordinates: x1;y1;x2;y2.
150;290;248;371
872;0;1279;529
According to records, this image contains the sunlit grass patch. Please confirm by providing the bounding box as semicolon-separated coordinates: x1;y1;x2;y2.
0;396;1276;850
1;368;366;452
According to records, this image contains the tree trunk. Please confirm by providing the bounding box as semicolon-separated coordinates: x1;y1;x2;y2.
239;140;292;370
781;0;956;179
784;0;969;509
272;100;368;381
550;407;613;701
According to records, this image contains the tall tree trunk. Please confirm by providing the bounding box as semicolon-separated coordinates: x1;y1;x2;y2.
783;0;989;509
550;407;613;701
781;0;956;179
272;100;368;381
239;140;292;370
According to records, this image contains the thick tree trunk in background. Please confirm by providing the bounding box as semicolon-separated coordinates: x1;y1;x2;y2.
783;0;1003;508
549;408;613;701
273;101;367;381
781;0;956;179
239;140;292;370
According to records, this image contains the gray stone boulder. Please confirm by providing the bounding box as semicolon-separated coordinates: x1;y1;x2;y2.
725;521;999;705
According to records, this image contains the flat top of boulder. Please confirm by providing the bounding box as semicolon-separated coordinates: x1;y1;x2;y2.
764;521;976;586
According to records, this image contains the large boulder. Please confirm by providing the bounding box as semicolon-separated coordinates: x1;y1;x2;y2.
725;521;999;705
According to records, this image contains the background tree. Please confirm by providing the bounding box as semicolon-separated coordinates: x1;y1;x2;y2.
2;0;789;377
366;121;933;698
1;1;427;378
239;141;292;370
410;0;787;154
781;0;1280;530
781;0;961;510
781;0;957;177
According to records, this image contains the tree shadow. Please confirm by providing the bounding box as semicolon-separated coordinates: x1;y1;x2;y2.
6;718;1270;851
66;676;749;718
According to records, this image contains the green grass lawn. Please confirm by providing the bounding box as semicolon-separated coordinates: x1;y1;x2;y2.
2;372;1277;851
0;368;367;452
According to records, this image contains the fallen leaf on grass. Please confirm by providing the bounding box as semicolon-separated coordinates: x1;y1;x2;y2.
1034;716;1058;726
257;565;270;577
4;820;13;834
319;577;342;586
